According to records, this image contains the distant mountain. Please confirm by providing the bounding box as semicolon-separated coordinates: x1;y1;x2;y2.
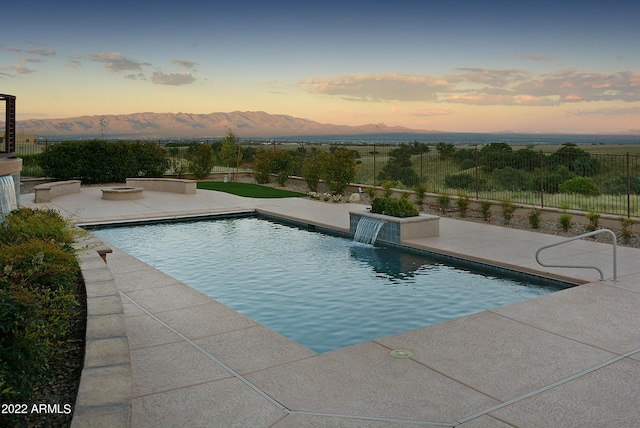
16;111;430;139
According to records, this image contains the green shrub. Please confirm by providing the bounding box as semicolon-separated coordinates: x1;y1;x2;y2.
0;207;79;251
559;212;573;232
370;197;419;217
621;218;634;243
189;143;215;179
40;140;169;183
501;200;517;224
479;200;492;221
559;176;601;196
413;183;427;208
437;193;451;213
585;211;600;232
455;193;470;218
493;167;533;191
319;148;357;194
0;208;81;400
444;173;476;190
381;180;394;197
527;209;542;229
302;156;322;192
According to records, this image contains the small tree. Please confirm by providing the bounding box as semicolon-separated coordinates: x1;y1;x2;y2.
189;143;215;179
219;130;241;180
319;147;357;194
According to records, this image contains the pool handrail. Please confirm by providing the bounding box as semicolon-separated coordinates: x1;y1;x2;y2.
535;228;617;282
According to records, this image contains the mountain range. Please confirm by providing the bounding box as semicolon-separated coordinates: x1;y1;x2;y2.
16;111;427;139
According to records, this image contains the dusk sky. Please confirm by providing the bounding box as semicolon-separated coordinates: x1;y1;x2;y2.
3;1;640;134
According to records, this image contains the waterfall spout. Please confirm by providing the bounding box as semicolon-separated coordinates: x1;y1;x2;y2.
353;217;385;245
0;175;17;221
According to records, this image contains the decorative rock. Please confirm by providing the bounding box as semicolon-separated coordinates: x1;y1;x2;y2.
349;193;361;203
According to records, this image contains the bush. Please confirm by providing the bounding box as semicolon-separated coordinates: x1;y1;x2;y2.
188;144;215;179
493;167;533;191
414;183;427;208
0;207;79;251
302;156;322;192
559;213;573;232
559;176;601;196
444;173;476;190
501;200;517;224
319;148;357;194
455;193;470;218
585;211;600;232
0;209;81;400
437;193;451;213
370;197;419;217
479;200;492;221
40;140;169;183
527;209;542;229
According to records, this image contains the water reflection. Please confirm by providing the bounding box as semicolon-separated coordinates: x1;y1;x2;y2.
349;244;436;280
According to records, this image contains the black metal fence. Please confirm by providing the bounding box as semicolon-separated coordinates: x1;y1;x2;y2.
16;140;640;217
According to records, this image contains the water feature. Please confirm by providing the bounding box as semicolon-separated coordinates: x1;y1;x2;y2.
353;217;385;245
91;217;571;353
0;175;17;221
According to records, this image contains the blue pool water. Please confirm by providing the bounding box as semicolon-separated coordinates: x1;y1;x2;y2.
92;217;569;353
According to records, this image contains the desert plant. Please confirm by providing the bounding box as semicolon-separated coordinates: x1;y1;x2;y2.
527;208;542;229
414;183;427;208
366;187;377;200
381;180;394;197
437;193;451;213
501;200;517;224
559;212;573;232
585;211;600;232
455;193;470;218
620;218;634;243
479;200;492;221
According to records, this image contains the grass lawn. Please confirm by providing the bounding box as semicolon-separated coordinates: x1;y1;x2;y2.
197;181;307;198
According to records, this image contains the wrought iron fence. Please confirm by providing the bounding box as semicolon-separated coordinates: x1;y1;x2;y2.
16;139;640;217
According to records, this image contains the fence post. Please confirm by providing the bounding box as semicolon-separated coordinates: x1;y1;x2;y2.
474;147;479;199
627;152;631;218
373;143;377;186
539;150;545;208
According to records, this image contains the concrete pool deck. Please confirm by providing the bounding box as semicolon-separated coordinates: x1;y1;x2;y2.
20;187;640;427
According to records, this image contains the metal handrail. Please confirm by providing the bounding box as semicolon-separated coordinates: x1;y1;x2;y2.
535;229;617;282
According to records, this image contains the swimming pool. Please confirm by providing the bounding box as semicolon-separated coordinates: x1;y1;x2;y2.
92;217;570;353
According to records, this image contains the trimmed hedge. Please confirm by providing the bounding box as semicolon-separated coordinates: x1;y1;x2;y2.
39;139;169;183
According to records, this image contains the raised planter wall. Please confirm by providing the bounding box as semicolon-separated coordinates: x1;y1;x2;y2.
350;210;440;245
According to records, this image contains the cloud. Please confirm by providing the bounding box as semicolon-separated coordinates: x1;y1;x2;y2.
303;74;448;102
66;59;82;68
21;57;43;63
171;59;198;69
150;71;195;85
520;54;554;62
0;65;35;75
571;106;640;116
302;69;640;106
89;52;147;72
411;107;451;116
26;48;56;56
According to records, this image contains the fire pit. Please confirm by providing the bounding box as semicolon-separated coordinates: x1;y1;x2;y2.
101;186;144;200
